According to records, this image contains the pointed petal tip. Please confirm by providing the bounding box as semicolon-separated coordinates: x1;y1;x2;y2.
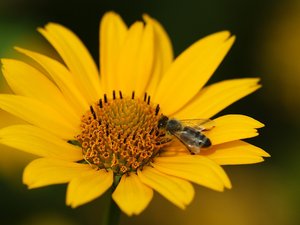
142;13;149;19
229;34;236;41
38;22;61;33
26;184;42;190
101;11;122;24
221;172;232;190
251;119;264;128
37;27;45;35
13;46;27;53
23;178;42;190
252;77;261;82
36;23;54;33
216;30;231;36
142;13;153;23
44;22;60;28
103;11;119;17
70;202;80;208
226;179;232;189
24;180;49;190
225;35;236;49
246;77;262;88
253;147;270;158
215;30;234;41
255;84;262;90
26;185;35;190
65;198;78;208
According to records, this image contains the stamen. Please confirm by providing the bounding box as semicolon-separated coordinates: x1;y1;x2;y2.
144;92;147;102
113;90;116;100
155;104;160;115
132;91;135;99
90;106;96;119
147;96;151;105
99;99;103;108
119;91;123;99
104;94;108;103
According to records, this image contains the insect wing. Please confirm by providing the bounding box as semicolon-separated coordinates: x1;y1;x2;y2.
179;119;215;131
172;130;202;154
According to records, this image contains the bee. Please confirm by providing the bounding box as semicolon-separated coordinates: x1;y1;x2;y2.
158;115;214;154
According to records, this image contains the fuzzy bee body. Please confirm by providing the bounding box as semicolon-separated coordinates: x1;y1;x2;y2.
158;116;213;154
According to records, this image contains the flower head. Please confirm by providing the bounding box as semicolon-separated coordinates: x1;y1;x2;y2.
0;12;269;216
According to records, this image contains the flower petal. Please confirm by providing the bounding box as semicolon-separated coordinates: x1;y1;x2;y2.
0;94;76;139
15;47;89;115
112;173;153;216
23;158;92;189
66;169;113;208
174;78;261;119
154;31;235;115
143;14;173;96
114;21;154;97
205;114;264;145
100;11;128;94
153;155;231;191
138;166;194;209
203;140;270;165
38;23;102;103
0;125;82;160
1;59;80;123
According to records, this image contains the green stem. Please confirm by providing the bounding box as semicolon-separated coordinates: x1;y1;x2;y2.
102;175;122;225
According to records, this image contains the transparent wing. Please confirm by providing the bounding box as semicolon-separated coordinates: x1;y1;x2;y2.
178;119;215;131
172;130;202;154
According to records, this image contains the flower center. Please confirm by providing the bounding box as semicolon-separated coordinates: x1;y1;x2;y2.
75;92;171;175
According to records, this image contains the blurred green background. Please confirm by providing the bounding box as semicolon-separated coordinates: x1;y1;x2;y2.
0;0;299;225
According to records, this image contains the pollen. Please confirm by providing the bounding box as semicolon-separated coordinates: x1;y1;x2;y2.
75;92;171;175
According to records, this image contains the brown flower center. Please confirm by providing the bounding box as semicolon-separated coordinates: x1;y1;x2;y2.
75;92;171;175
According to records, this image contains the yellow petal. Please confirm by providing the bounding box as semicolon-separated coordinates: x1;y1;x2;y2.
153;155;231;191
100;11;128;94
15;47;89;115
154;31;235;115
137;166;194;209
114;21;154;97
112;173;153;216
143;14;173;96
213;114;264;127
0;125;82;160
204;140;270;165
0;94;76;139
160;139;190;157
1;59;80;124
23;158;92;189
205;114;264;145
38;23;102;103
66;169;113;208
174;78;261;119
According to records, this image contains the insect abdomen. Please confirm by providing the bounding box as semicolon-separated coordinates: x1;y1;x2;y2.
183;126;211;148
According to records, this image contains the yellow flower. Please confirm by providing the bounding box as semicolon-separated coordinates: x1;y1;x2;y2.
0;12;269;216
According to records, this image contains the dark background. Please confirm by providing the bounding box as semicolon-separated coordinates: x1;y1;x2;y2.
0;0;299;225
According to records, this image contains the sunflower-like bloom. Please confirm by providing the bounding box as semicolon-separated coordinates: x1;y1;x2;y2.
0;12;269;216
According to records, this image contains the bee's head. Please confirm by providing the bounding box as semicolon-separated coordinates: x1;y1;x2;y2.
158;115;169;129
